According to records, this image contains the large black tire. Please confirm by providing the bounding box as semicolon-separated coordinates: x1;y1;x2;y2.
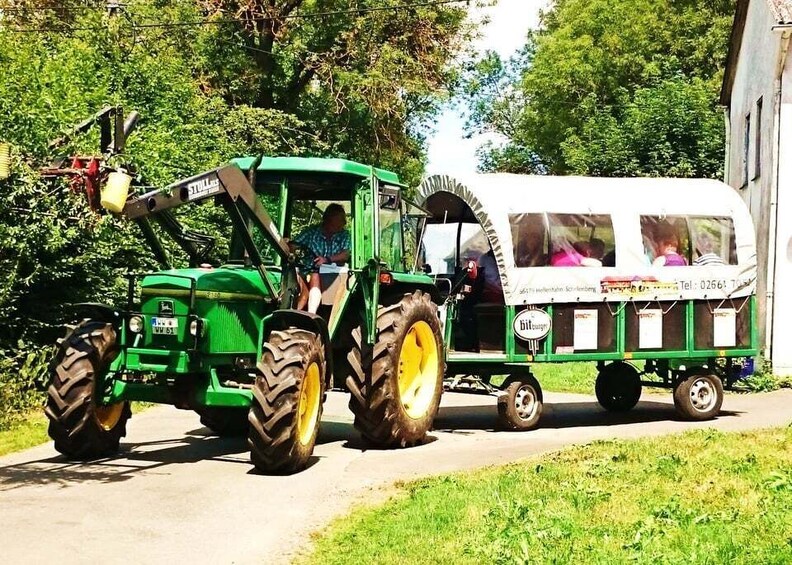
197;407;249;436
248;329;326;474
497;375;543;431
347;290;444;447
595;361;642;412
673;370;723;421
45;320;131;459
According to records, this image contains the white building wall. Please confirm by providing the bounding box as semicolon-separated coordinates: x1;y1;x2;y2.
772;56;792;374
725;0;787;372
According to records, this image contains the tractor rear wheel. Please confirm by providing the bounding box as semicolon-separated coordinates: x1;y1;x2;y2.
248;329;325;474
347;291;444;447
197;407;249;436
45;320;131;459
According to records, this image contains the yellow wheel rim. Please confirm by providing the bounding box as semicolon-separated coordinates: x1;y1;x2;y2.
297;362;321;446
94;403;124;431
397;321;440;419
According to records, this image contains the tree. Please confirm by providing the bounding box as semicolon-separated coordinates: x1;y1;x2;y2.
465;0;735;178
0;0;478;425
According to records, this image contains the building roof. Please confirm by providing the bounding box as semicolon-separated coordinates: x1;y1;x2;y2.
721;0;792;106
768;0;792;23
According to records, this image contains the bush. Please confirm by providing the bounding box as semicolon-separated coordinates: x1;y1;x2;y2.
0;344;49;431
739;357;792;392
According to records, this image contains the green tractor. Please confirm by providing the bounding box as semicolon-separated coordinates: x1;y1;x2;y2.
45;157;444;474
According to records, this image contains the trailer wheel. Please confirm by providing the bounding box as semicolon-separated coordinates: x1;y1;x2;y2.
673;370;723;421
45;320;131;459
497;375;543;431
595;361;642;412
197;407;249;436
248;329;325;474
347;290;444;447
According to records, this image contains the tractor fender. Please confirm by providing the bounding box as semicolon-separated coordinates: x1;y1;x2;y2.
65;303;124;327
258;310;333;389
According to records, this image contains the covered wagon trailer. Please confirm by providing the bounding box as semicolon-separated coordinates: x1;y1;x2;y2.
417;174;759;429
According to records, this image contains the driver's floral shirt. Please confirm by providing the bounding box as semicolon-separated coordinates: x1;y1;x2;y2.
294;225;351;270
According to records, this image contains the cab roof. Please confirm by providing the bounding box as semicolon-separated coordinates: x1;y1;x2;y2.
231;156;403;186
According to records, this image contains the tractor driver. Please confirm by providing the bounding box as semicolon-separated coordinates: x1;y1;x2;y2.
290;203;351;313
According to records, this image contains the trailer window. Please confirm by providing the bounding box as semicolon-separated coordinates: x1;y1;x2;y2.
640;216;689;266
510;213;615;267
547;214;615;267
509;213;549;267
689;217;737;265
641;216;736;267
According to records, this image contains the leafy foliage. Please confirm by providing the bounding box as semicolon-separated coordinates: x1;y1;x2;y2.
0;0;473;427
465;0;735;177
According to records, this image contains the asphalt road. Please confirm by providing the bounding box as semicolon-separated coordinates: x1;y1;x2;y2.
2;388;791;564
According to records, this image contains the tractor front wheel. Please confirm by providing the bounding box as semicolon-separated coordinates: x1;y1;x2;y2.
248;329;325;474
45;320;131;459
347;291;444;447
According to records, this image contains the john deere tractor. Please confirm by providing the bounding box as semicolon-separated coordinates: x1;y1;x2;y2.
45;157;444;474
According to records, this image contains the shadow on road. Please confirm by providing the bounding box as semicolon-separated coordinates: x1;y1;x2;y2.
0;401;745;491
434;400;742;432
0;429;248;491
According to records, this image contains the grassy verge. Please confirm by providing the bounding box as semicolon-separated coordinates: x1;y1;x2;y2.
307;427;792;564
0;412;49;457
0;402;155;457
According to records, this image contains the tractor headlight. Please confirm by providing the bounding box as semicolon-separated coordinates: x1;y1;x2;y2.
128;315;144;334
189;318;206;337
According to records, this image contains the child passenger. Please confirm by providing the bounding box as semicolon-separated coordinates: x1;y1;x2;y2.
652;223;687;267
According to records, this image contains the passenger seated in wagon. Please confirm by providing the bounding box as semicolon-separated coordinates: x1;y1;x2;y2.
550;239;602;267
651;222;687;267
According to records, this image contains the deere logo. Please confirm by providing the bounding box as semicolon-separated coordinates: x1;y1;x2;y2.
158;300;175;316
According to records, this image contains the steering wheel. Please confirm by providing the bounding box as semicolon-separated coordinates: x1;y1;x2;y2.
290;240;320;267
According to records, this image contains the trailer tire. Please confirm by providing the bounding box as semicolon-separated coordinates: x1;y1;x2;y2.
45;320;131;459
673;370;723;421
595;362;642;412
497;375;543;431
198;407;250;436
347;291;444;447
248;329;325;474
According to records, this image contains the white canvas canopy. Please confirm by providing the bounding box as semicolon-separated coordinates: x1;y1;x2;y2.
417;174;757;306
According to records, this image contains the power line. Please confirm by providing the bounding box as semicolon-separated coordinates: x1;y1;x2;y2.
4;0;469;33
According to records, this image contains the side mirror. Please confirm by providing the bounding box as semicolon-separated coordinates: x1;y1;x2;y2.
421;264;432;274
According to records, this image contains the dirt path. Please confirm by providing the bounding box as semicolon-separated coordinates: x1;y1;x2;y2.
2;389;791;564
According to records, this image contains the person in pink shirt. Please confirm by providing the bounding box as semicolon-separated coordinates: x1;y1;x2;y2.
550;241;602;267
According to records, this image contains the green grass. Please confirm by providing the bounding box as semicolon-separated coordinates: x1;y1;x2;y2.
531;362;596;394
307;427;792;564
0;412;49;457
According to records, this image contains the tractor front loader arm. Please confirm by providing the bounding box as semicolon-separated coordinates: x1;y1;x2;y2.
124;164;296;304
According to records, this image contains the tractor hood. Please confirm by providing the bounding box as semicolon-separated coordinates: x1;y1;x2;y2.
140;266;278;302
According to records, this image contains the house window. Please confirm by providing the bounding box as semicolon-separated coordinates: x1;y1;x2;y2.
753;96;763;180
742;112;750;188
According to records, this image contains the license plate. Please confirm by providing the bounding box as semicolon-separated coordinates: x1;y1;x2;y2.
151;317;178;335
